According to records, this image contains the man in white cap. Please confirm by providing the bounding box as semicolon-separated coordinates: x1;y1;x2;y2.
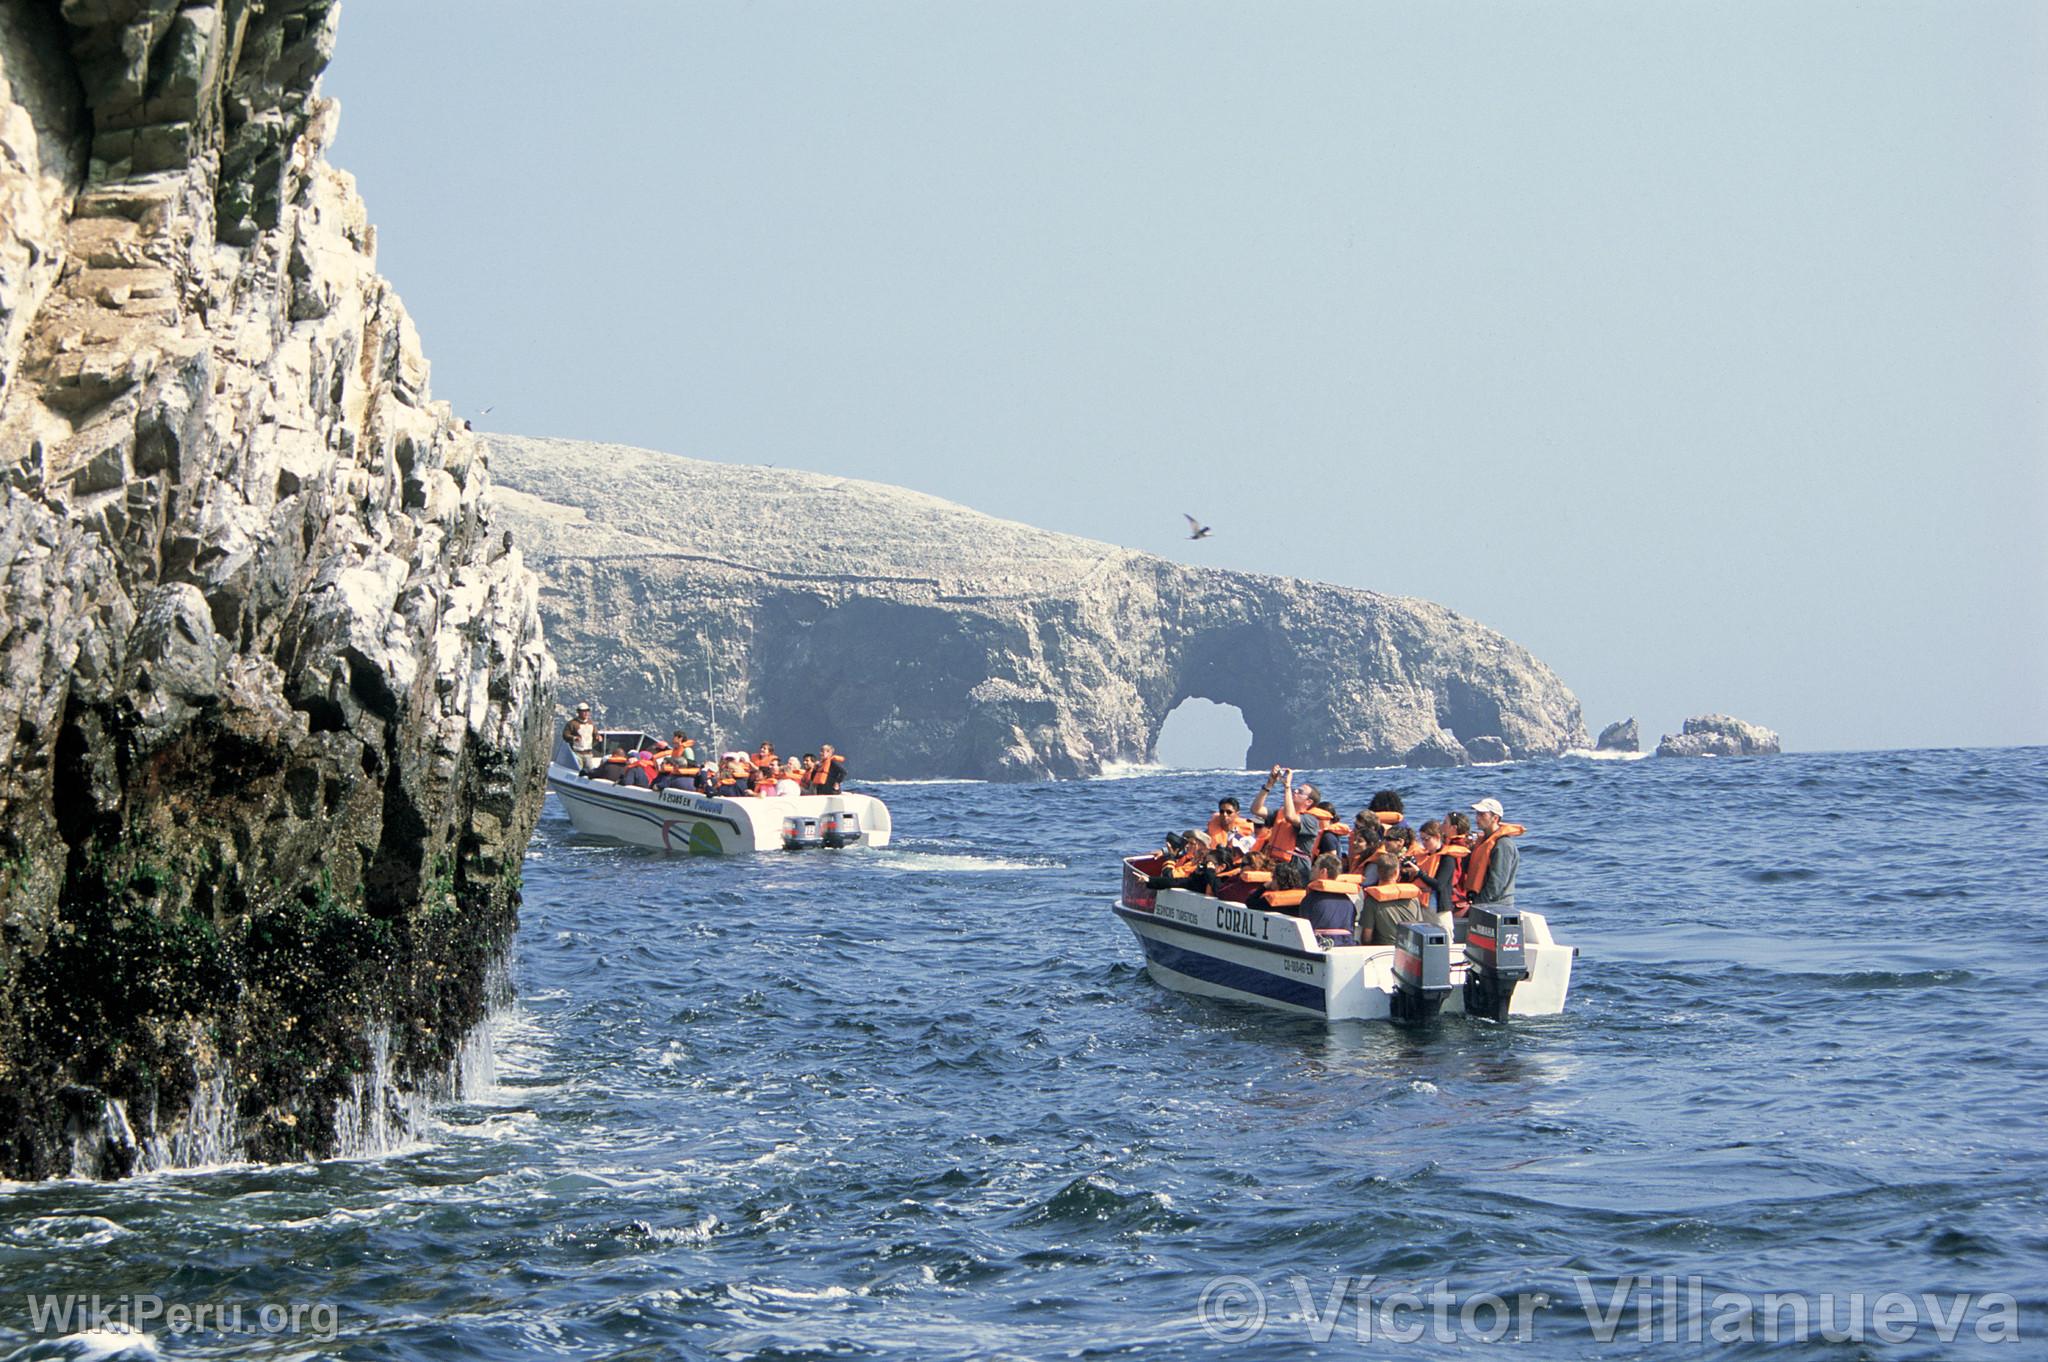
563;702;600;773
1465;797;1518;909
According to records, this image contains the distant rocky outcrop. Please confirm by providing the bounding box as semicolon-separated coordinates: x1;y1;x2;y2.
1401;731;1471;768
485;435;1588;781
1656;714;1780;758
1596;717;1639;752
1462;735;1512;764
0;2;551;1178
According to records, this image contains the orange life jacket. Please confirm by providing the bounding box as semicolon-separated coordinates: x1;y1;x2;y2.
1238;869;1273;885
1412;844;1467;907
1265;812;1306;860
1207;813;1253;844
1306;878;1357;895
1461;823;1525;897
1374;810;1404;826
1363;882;1422;903
1261;888;1308;908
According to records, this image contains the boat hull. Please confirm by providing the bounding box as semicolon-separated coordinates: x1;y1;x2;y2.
1114;882;1573;1023
546;763;893;854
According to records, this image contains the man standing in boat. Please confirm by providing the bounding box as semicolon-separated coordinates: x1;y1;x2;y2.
812;744;847;794
563;702;601;773
1466;798;1519;908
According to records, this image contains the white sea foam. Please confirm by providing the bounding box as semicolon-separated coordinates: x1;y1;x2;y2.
1562;748;1653;762
864;777;987;786
875;851;1058;873
1093;760;1167;780
32;1327;160;1361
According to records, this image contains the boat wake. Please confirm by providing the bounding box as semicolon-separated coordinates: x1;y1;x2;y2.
875;849;1061;873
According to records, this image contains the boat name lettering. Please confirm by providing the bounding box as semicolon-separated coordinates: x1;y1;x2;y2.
1217;905;1260;938
656;789;709;811
1159;903;1201;927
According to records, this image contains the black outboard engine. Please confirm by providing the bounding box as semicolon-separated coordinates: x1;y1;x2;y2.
1391;920;1452;1023
1463;906;1527;1022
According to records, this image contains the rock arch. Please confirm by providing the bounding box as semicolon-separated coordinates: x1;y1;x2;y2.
488;436;1589;780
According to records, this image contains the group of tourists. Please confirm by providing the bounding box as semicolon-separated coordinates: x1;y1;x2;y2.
1145;765;1521;948
561;703;846;798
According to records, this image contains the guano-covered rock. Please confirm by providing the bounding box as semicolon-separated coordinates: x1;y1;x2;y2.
486;435;1586;781
1656;714;1781;758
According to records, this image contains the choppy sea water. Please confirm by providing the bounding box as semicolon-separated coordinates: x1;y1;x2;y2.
4;746;2045;1360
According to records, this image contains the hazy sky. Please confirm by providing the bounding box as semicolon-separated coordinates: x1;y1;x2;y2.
324;1;2046;755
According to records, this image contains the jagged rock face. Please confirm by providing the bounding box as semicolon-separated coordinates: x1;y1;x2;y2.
1656;714;1781;758
486;436;1587;781
0;1;552;1178
1596;717;1639;752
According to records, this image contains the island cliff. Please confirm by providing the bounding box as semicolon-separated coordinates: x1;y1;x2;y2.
486;435;1586;780
0;1;551;1178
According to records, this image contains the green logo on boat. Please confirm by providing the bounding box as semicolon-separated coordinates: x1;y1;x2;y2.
688;822;722;855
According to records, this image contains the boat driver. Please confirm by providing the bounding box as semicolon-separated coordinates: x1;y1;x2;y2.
562;702;601;772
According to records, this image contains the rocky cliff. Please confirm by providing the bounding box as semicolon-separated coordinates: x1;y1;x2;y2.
486;435;1586;780
0;1;551;1178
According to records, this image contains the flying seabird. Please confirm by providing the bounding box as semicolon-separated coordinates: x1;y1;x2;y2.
1184;513;1214;541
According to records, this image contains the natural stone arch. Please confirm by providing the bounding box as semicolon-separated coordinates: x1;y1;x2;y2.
488;436;1589;780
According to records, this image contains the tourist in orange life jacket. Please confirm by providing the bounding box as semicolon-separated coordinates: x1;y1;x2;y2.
660;731;698;769
1247;859;1307;913
1443;811;1476;910
711;757;750;798
1206;797;1254;850
1464;797;1520;910
616;749;656;789
1248;766;1318;872
589;746;633;782
1307;795;1347;858
1410;821;1463;930
799;754;819;788
1346;814;1385;876
1362;849;1430;945
773;760;804;797
1297;852;1360;946
1147;831;1217;893
812;744;847;794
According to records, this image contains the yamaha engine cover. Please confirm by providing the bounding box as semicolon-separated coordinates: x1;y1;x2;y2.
1463;906;1527;1022
1391;920;1453;1023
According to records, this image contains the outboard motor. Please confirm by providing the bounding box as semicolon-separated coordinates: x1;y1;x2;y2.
1391;920;1452;1023
1463;906;1527;1022
821;811;861;849
782;815;817;850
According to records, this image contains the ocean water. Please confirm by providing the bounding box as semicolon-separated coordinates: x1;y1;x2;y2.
4;746;2045;1360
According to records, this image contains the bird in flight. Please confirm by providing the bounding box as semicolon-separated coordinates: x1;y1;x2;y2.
477;404;496;417
1184;513;1214;541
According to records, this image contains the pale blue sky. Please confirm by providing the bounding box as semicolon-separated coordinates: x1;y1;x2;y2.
324;1;2046;754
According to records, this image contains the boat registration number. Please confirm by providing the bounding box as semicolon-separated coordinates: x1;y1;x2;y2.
656;789;715;813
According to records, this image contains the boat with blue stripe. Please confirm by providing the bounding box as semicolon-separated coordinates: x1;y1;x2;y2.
1114;856;1574;1022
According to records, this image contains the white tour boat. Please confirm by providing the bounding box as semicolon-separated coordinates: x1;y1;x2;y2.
1113;855;1574;1022
546;730;893;854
